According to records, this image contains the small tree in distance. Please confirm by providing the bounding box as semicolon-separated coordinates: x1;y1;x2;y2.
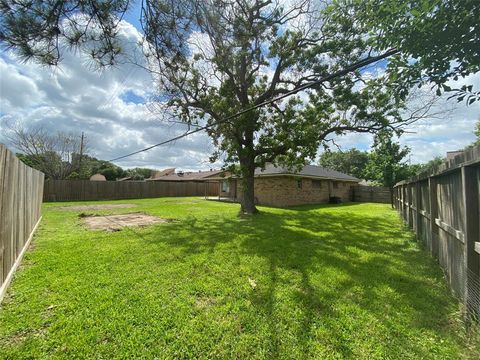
365;129;411;207
318;149;370;180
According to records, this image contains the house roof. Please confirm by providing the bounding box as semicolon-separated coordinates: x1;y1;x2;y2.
254;163;360;182
147;169;224;182
148;168;176;180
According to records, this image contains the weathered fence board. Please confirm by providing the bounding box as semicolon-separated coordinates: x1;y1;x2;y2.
352;185;391;203
0;144;44;303
43;179;219;202
394;145;480;319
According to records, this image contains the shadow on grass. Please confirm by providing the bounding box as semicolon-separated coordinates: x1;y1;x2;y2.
139;203;456;355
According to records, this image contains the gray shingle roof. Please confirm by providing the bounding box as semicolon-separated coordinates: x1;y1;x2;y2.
254;164;360;182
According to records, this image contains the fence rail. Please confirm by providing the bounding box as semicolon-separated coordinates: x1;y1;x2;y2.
394;145;480;319
43;179;219;202
0;144;44;303
353;185;391;203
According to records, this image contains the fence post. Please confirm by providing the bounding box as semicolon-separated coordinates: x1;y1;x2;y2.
462;166;480;319
428;176;439;259
406;184;412;228
415;182;421;239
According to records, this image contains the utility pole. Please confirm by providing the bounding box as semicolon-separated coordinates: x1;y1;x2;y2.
79;132;85;175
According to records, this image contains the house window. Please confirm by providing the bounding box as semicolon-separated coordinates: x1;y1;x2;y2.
297;179;302;189
222;180;230;193
312;180;322;189
333;182;338;189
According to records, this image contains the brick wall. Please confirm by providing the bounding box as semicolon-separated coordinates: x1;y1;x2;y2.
237;176;355;207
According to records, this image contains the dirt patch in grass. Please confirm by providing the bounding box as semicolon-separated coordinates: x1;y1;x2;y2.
194;296;217;309
56;204;137;211
81;212;169;231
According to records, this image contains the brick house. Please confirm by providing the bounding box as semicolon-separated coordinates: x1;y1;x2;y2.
218;163;360;207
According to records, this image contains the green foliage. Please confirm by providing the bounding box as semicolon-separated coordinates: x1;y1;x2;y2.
474;118;480;145
365;130;411;188
0;0;414;213
318;146;423;183
15;153;36;168
0;199;477;358
0;0;129;67
89;158;126;181
318;149;370;179
18;150;155;181
414;156;444;176
336;0;480;103
15;151;68;179
125;167;154;180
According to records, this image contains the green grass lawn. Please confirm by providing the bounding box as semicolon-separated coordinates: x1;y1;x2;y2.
0;199;478;359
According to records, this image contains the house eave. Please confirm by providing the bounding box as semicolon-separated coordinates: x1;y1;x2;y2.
255;173;359;182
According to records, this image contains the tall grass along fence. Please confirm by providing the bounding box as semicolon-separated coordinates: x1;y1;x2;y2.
0;144;44;303
394;145;480;320
43;180;219;202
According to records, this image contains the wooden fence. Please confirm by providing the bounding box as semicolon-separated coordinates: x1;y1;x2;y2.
43;179;219;202
394;145;480;319
353;185;391;203
0;144;44;303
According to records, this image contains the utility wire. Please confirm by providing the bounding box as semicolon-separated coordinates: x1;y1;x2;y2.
109;48;399;162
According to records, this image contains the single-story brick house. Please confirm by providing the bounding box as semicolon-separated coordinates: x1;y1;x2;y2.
216;163;360;207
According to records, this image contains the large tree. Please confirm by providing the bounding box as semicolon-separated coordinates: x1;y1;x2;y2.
0;0;452;213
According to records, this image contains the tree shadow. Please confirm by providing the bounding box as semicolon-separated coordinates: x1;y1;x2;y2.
139;203;461;356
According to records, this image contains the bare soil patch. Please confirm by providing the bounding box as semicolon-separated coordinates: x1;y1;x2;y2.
56;204;137;211
81;212;169;231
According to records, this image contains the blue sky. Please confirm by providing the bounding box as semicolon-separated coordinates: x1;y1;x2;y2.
0;6;479;171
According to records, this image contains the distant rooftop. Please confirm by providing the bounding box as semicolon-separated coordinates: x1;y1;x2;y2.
254;163;360;182
147;168;223;181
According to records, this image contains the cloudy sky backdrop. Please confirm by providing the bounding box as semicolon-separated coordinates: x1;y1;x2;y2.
1;9;479;172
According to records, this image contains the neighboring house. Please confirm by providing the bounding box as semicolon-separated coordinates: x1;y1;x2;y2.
148;168;176;180
219;163;360;207
146;168;225;182
89;173;106;181
446;150;463;160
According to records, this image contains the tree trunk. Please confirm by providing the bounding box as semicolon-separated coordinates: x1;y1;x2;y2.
239;157;258;214
240;160;258;215
239;142;258;215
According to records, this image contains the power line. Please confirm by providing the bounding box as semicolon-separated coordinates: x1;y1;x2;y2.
109;48;399;162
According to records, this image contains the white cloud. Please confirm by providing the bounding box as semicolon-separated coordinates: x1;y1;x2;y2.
319;72;480;164
0;20;221;172
1;15;479;171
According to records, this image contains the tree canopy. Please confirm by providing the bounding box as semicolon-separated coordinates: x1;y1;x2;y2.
333;0;480;103
318;149;370;180
365;130;411;188
1;0;476;213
